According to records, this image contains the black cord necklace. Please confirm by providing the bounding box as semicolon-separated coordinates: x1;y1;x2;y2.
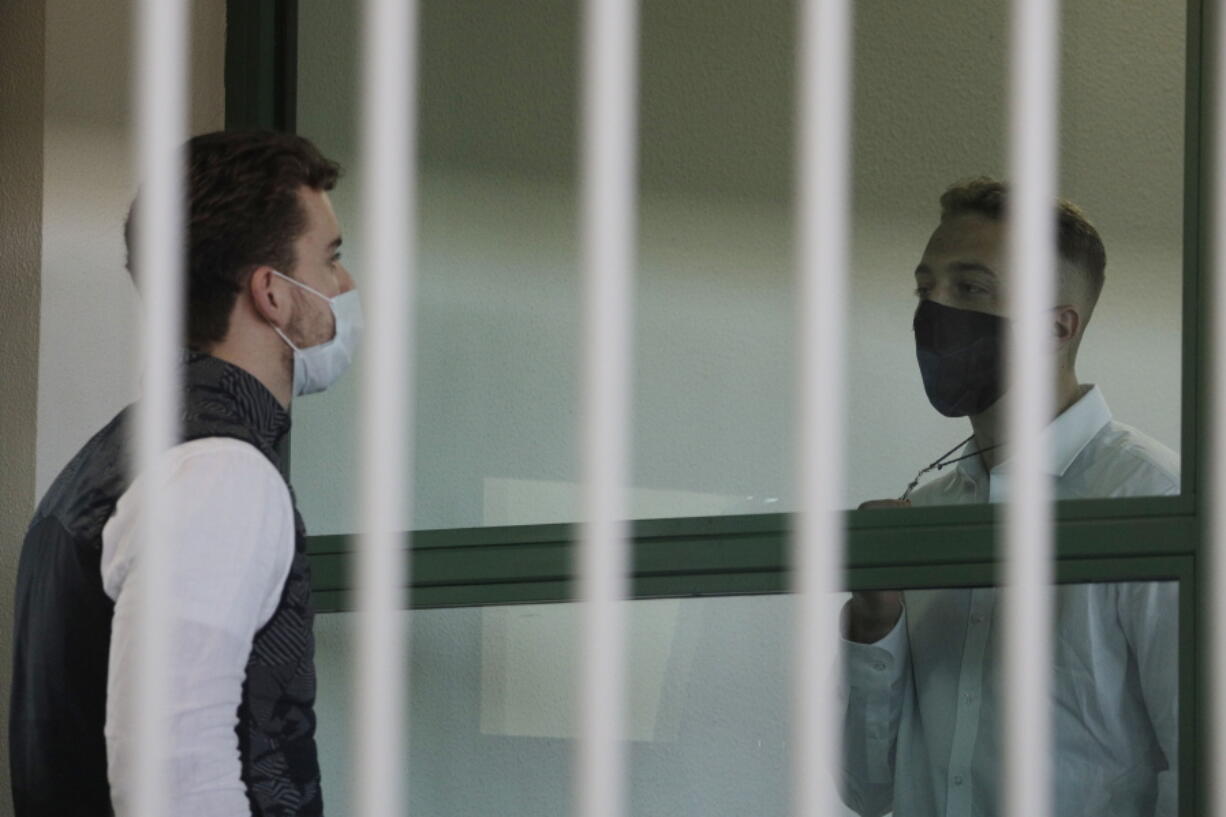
900;434;1004;501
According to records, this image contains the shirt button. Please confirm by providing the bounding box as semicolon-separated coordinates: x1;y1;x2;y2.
972;615;985;625
872;661;886;672
963;692;976;704
953;775;965;786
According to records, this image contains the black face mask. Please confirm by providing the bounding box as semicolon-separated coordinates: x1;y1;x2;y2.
913;299;1006;417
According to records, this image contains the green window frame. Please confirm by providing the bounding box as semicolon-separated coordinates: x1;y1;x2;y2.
224;0;1215;810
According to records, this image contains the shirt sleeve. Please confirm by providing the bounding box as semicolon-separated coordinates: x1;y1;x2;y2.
839;600;910;817
101;437;295;817
1115;581;1179;817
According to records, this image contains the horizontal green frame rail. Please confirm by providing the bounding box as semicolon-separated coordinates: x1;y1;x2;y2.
308;502;1197;612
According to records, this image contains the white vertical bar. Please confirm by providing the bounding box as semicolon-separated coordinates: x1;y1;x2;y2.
1003;0;1059;815
577;0;638;816
357;0;417;815
1211;2;1226;814
131;1;188;816
793;1;851;816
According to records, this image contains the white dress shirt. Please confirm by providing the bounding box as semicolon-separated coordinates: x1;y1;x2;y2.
841;386;1180;817
101;437;295;816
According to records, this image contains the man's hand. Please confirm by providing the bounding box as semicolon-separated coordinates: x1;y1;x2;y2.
844;499;909;643
858;499;912;510
846;590;903;643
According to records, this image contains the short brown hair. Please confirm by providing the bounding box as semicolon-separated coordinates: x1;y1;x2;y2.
939;177;1106;304
125;130;341;350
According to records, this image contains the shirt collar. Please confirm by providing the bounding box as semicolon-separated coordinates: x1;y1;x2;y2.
954;385;1112;482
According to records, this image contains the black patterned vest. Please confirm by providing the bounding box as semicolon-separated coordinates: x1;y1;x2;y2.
10;353;323;816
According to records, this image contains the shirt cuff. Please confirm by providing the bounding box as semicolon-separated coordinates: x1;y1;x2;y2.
842;603;908;689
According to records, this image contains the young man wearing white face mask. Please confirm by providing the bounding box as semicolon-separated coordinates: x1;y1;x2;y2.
838;179;1179;817
10;131;359;816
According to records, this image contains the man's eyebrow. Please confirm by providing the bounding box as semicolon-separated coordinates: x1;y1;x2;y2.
950;261;997;278
327;237;343;251
914;264;932;277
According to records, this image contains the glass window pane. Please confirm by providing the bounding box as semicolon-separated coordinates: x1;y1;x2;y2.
316;596;809;816
293;0;1186;534
846;2;1185;508
314;581;1178;815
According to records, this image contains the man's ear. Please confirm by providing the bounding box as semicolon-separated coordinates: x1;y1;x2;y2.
1052;305;1081;349
248;266;291;325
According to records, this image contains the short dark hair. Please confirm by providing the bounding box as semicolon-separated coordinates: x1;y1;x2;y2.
125;130;341;350
939;177;1106;304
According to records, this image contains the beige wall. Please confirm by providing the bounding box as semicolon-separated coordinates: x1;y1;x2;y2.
0;3;47;810
1;2;225;812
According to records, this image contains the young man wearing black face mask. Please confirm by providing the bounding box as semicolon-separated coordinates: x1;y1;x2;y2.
839;178;1179;817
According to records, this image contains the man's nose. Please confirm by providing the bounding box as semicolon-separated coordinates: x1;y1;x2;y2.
337;264;356;294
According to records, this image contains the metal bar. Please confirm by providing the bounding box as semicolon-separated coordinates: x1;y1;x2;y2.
356;0;417;815
223;0;298;132
577;0;639;815
792;0;851;815
1209;0;1226;812
130;1;188;815
1002;0;1060;814
275;0;299;133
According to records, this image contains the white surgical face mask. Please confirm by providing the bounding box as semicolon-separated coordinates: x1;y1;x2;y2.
270;269;364;397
